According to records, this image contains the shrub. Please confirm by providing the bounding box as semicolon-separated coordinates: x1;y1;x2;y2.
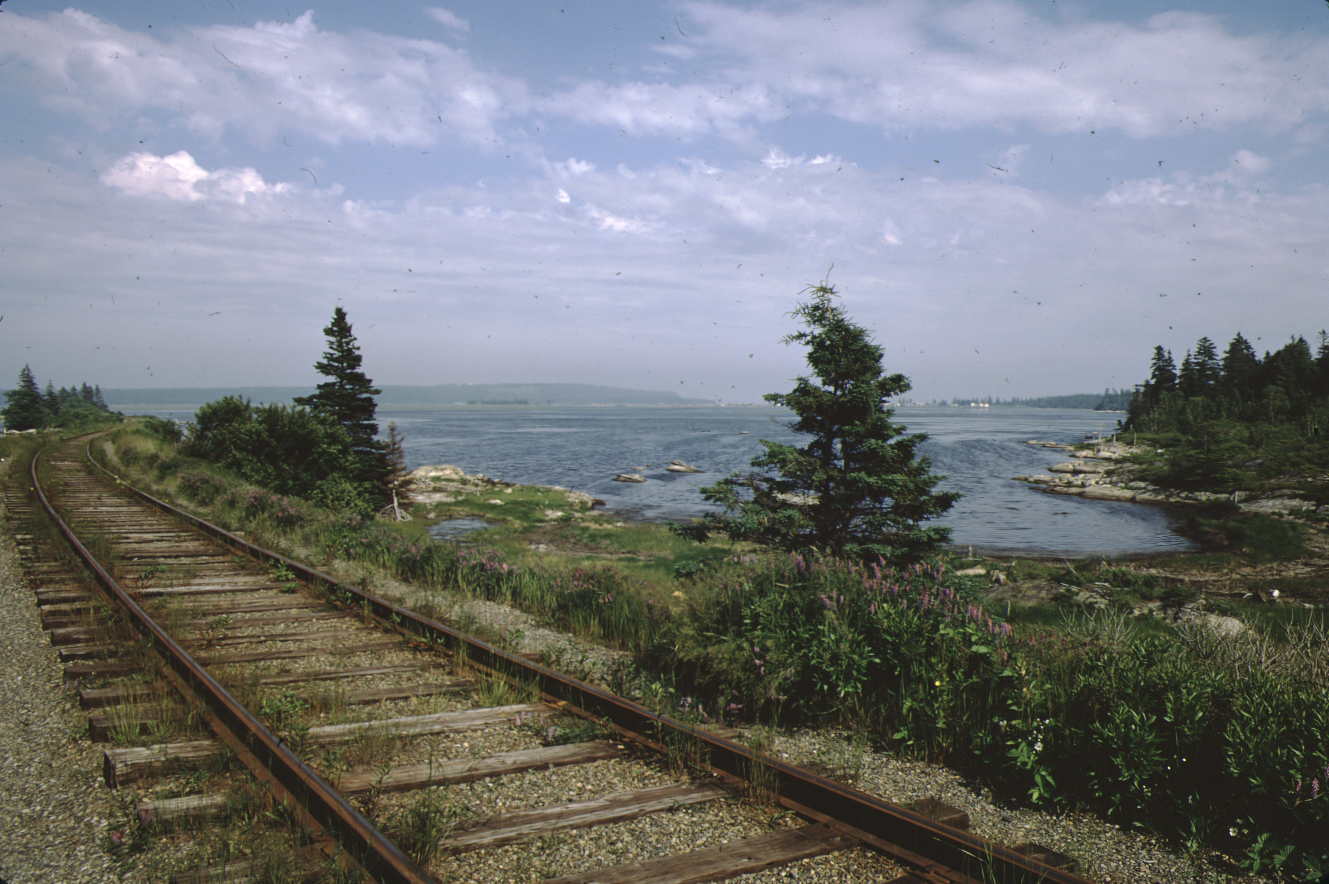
651;553;1328;871
178;471;229;505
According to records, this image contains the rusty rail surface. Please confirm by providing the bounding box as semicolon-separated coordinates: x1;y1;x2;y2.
32;445;434;884
74;443;1096;884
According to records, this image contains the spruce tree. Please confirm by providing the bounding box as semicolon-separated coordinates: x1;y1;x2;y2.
1192;336;1222;393
3;365;52;431
1221;333;1260;400
675;281;957;564
381;422;413;517
1146;346;1177;403
294;307;385;491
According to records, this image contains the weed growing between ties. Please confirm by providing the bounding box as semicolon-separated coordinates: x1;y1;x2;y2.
387;783;467;868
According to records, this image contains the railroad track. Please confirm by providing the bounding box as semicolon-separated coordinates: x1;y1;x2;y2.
8;437;1096;884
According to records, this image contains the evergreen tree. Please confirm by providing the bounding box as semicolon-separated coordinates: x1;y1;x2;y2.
1221;333;1260;400
294;307;384;489
381;422;413;517
1192;336;1221;393
1316;331;1329;397
43;381;59;415
1261;336;1317;415
674;281;957;564
1177;350;1198;397
3;365;52;431
1146;346;1177;403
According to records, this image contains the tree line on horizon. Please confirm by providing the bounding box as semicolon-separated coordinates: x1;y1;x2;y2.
2;365;118;431
946;390;1133;410
1122;330;1329;491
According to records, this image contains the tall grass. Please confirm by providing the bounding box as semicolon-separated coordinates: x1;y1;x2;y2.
652;551;1329;877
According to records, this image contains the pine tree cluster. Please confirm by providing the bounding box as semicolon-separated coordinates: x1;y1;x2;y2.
1123;331;1329;491
2;365;114;431
1128;332;1329;429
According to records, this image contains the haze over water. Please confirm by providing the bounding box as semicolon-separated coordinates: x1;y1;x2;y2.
379;405;1196;558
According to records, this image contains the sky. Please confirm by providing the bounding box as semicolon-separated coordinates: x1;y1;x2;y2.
2;0;1327;403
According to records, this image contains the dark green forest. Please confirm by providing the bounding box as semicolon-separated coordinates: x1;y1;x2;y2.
1;365;119;431
1123;331;1329;493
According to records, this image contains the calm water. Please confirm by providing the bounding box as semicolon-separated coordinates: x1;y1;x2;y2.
374;405;1195;558
125;402;1194;556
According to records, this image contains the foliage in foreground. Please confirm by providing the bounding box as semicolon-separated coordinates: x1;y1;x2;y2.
651;553;1329;878
182;396;375;516
675;282;956;564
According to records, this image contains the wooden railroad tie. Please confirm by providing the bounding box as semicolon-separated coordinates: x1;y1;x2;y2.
88;681;475;742
543;822;854;884
444;781;726;854
901;797;970;830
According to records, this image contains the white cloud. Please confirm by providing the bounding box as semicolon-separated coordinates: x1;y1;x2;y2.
1227;149;1270;178
100;151;289;202
760;149;842;170
990;144;1029;177
550;158;596;178
4;3;1328;401
0;8;524;147
7;3;1323;159
425;8;471;33
5;144;1329;399
541;1;1329;140
540;79;780;139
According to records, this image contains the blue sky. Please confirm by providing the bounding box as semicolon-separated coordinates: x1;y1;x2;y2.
2;0;1327;402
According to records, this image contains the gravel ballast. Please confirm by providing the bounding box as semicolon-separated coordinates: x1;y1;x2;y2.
0;489;124;883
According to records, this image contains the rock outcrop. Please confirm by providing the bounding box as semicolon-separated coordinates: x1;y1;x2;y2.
410;465;603;509
665;460;703;473
1013;441;1323;514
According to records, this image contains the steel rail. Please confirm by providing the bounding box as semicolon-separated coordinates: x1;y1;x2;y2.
85;446;1096;884
32;445;435;884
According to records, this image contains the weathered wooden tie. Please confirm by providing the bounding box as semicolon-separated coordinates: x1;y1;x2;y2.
197;638;403;666
444;782;726;854
137;794;228;827
335;741;624;796
543;822;855;884
104;740;223;788
305;703;552;746
901;797;970;830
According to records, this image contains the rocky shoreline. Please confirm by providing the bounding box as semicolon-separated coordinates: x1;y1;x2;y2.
1014;440;1324;515
409;464;605;511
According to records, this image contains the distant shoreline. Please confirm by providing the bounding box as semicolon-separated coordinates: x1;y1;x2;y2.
102;382;720;410
113;402;744;414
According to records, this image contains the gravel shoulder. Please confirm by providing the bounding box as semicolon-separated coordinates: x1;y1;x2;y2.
0;478;126;883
